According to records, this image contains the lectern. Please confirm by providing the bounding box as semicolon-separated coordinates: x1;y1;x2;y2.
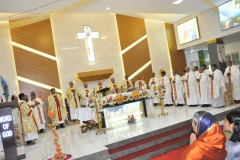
0;102;25;160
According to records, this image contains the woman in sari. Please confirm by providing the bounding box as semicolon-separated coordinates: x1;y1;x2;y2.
181;111;227;160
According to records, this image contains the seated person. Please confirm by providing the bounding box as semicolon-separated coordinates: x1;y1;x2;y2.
109;78;120;93
223;111;240;160
181;111;227;160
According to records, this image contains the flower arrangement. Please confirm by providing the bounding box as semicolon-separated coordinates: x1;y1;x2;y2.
132;90;140;99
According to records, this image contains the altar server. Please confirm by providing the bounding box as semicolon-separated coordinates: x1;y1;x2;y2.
193;66;200;78
135;76;147;90
160;71;172;106
66;81;80;121
95;81;105;93
28;92;46;133
18;93;38;145
196;67;211;107
184;66;198;107
80;83;92;107
209;64;226;108
109;78;120;93
149;72;159;106
48;88;67;128
171;70;185;106
122;75;133;92
224;60;240;103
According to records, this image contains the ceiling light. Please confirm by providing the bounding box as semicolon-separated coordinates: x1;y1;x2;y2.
106;7;110;10
173;0;183;4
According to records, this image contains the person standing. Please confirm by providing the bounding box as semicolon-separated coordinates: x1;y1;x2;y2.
202;64;211;76
196;67;211;107
109;78;120;93
28;92;46;133
48;88;67;129
135;76;147;90
193;66;199;78
224;60;240;103
171;70;185;106
80;83;92;107
66;81;80;121
149;72;160;106
183;66;198;107
18;93;38;145
122;75;133;92
209;64;226;108
160;71;172;106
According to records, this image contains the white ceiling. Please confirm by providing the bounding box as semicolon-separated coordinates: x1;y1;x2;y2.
0;0;229;23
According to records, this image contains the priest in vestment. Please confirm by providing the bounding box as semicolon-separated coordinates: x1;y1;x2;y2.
209;64;226;108
202;64;211;75
80;83;92;107
48;88;67;128
66;81;80;121
196;67;211;107
109;78;120;93
122;75;133;92
135;76;147;90
160;71;172;106
95;81;105;93
18;93;38;145
224;60;240;103
184;67;199;107
149;72;159;106
28;92;46;133
193;66;200;78
171;70;185;106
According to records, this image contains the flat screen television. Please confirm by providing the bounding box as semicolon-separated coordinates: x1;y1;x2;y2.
218;0;240;31
177;17;200;45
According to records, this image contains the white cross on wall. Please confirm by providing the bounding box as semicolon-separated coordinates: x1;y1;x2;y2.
76;25;99;63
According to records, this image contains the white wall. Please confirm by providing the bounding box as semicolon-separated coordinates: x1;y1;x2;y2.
225;40;240;55
50;13;124;96
174;9;240;50
185;51;199;70
0;22;19;99
145;20;172;78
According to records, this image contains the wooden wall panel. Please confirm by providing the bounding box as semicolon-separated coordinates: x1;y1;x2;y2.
122;39;150;76
116;14;146;50
164;23;186;75
13;46;60;88
10;19;55;56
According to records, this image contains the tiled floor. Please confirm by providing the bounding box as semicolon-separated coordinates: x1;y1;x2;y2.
2;104;238;160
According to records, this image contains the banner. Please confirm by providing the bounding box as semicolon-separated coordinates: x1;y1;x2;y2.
217;44;226;63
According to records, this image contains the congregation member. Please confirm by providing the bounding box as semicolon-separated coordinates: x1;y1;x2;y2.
109;78;120;93
66;81;80;121
209;64;226;108
183;66;198;107
196;67;211;107
202;64;211;75
193;66;199;78
28;92;46;133
122;75;133;92
181;111;227;160
160;71;172;106
18;93;38;145
149;72;159;106
223;111;240;160
80;83;92;107
95;80;105;92
171;70;185;106
135;75;147;90
48;88;67;129
224;60;240;103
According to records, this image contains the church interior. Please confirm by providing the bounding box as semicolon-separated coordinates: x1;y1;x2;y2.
0;0;240;159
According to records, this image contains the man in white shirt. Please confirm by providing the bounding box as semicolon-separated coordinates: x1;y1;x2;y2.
183;66;199;107
149;72;160;106
28;92;46;133
80;83;92;107
196;67;211;107
224;60;240;103
160;71;172;106
209;64;226;108
171;70;185;106
193;66;200;78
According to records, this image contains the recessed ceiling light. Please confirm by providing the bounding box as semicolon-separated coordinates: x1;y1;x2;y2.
173;0;183;4
106;7;110;10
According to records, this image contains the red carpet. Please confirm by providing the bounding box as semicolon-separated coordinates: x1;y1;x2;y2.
151;145;189;160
